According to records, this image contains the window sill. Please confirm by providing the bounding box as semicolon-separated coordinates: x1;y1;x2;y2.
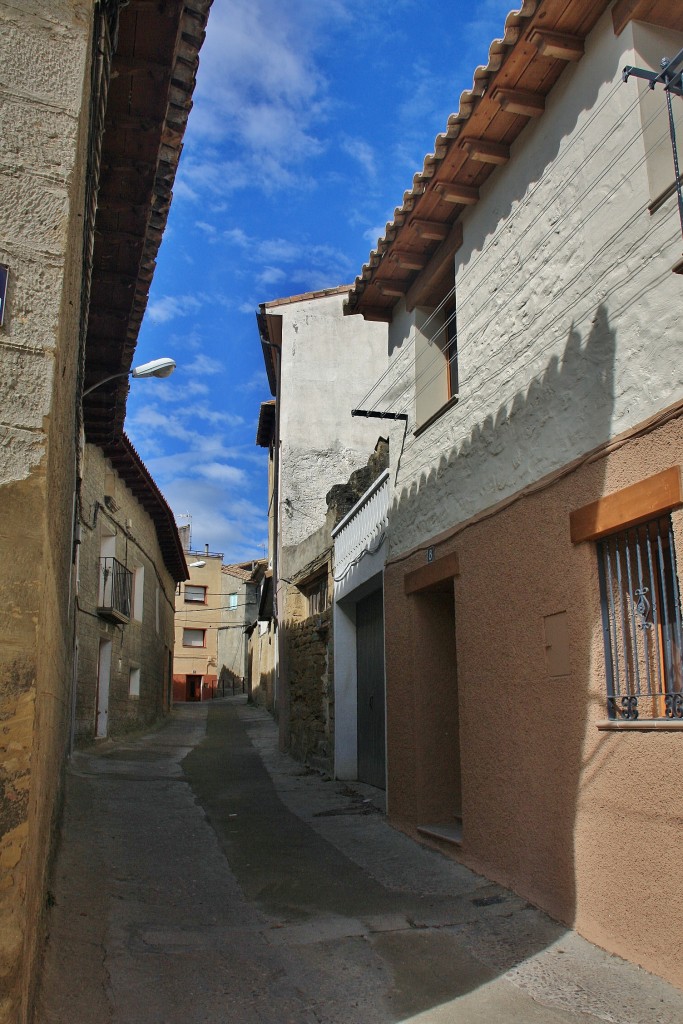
596;719;683;732
413;394;459;438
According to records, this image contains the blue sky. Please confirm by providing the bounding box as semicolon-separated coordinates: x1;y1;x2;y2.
125;0;514;563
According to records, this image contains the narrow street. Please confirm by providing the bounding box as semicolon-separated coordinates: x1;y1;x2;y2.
36;699;683;1024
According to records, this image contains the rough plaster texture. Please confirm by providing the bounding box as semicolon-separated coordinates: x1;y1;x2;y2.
275;292;388;551
75;445;176;745
217;574;258;689
384;413;683;991
386;12;683;559
0;3;93;1022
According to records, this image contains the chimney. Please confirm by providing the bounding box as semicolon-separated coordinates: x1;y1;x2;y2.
204;543;209;555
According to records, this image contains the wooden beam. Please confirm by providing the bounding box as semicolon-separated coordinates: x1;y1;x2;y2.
612;0;647;35
569;467;683;544
405;551;459;595
359;306;393;323
410;218;450;241
461;138;510;165
433;182;480;205
376;281;409;297
390;249;428;271
492;87;545;117
405;221;463;313
528;29;585;61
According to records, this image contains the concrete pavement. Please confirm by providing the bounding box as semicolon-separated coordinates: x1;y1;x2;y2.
35;698;683;1023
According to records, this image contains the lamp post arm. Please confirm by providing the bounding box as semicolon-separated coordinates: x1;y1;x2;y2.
82;370;129;398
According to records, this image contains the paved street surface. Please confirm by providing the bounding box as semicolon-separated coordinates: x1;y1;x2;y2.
36;698;683;1023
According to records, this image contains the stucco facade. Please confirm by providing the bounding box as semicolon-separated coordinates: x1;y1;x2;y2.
173;551;223;702
75;442;179;745
346;1;683;991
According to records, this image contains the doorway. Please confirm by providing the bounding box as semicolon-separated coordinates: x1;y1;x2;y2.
356;588;386;789
96;638;112;738
413;586;462;841
186;674;202;702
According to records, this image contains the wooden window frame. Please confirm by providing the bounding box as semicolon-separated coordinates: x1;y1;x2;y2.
184;584;207;604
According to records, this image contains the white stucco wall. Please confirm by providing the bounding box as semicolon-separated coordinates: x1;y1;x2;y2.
273;291;388;550
386;11;683;558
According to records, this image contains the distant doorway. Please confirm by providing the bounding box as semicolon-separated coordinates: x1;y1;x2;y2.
356;588;386;789
186;674;202;702
96;639;112;738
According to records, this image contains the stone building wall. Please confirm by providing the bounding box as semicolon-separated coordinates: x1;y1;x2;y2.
75;443;176;745
285;604;333;770
0;3;94;1020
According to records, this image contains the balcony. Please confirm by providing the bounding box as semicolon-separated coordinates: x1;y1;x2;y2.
332;470;389;590
97;556;132;623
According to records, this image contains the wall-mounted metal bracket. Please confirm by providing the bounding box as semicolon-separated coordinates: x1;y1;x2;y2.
623;48;683;241
351;409;408;421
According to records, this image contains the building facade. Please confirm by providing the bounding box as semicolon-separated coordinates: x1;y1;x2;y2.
256;287;388;769
75;438;186;744
0;2;210;1019
173;549;224;702
218;561;266;694
345;0;683;990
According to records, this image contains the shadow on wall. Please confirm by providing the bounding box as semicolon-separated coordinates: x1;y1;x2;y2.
250;668;275;712
219;665;244;696
385;302;616;935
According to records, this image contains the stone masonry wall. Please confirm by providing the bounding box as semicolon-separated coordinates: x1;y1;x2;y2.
0;3;94;1021
286;605;333;771
75;444;176;745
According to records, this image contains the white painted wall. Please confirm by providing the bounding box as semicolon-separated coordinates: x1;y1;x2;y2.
332;471;389;778
273;291;388;550
385;11;683;557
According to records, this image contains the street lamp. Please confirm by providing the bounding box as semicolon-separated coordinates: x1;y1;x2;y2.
83;357;176;397
189;560;206;568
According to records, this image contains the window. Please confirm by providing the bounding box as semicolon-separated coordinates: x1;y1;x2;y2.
227;593;238;610
183;628;206;648
632;23;683;207
414;301;458;431
597;515;683;720
133;564;144;621
129;666;140;697
304;575;328;616
185;585;207;603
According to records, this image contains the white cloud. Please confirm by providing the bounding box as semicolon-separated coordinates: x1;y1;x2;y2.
172;1;356;198
363;224;387;247
147;294;202;324
256;266;287;288
237;369;269;393
340;135;377;178
185;353;224;375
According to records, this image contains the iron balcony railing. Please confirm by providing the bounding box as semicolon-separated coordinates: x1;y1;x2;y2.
98;556;132;622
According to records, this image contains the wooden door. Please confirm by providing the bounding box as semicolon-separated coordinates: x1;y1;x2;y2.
356;588;386;790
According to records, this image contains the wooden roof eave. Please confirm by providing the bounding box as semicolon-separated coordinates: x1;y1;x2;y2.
83;0;213;445
345;0;614;322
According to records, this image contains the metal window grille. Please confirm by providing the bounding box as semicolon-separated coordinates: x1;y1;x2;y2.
597;515;683;720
